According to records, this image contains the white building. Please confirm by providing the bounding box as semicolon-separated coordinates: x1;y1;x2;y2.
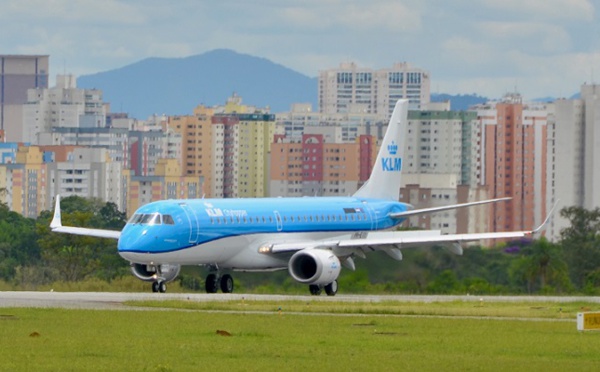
22;75;106;143
276;103;387;143
547;84;600;240
318;62;430;118
46;147;124;211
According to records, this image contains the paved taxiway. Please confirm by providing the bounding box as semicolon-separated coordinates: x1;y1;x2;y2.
1;291;600;310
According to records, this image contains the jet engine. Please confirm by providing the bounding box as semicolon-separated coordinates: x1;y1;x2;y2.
288;249;341;285
130;263;181;283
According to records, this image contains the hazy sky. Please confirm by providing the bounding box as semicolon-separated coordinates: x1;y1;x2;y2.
2;0;598;99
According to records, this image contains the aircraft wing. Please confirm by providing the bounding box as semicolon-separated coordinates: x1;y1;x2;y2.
49;195;121;240
267;200;556;261
267;229;533;260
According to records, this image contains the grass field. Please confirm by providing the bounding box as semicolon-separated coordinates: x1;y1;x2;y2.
1;300;599;371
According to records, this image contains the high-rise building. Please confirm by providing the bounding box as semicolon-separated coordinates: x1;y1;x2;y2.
474;94;548;233
45;147;123;210
168;95;276;198
318;62;430;118
547;84;600;240
270;133;376;197
123;158;201;216
168;105;215;196
0;145;47;218
23;74;105;143
211;112;277;198
398;108;488;234
276;103;388;143
0;55;49;142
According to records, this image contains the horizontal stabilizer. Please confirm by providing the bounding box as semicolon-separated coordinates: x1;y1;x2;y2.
390;197;511;219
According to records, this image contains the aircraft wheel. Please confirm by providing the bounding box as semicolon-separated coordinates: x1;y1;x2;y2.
205;273;218;293
151;281;159;293
158;281;167;293
309;284;322;296
324;280;338;296
220;274;234;293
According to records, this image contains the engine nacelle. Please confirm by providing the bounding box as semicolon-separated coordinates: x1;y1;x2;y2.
288;249;341;285
130;263;181;283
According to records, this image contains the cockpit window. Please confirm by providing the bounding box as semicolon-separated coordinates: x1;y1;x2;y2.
128;213;163;225
163;215;175;225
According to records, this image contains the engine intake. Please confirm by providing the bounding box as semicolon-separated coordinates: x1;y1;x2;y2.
131;263;181;283
288;249;341;285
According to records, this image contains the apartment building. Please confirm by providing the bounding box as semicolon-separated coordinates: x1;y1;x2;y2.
270;133;376;197
169;105;215;196
474;94;548;233
0;55;49;142
23;75;105;143
123;158;201;216
45;147;123;210
276;103;387;143
0;145;46;218
547;84;600;240
398;108;488;234
318;62;430;118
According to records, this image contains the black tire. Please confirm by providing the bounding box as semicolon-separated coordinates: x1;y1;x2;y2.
220;274;234;293
151;281;159;293
205;273;218;293
324;280;338;296
158;281;167;293
309;284;322;296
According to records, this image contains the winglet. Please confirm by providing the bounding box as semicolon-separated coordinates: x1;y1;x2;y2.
50;195;62;229
532;199;560;234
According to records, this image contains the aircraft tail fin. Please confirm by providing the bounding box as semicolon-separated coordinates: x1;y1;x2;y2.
354;99;408;200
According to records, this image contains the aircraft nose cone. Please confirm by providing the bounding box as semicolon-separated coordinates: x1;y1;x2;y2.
118;226;151;252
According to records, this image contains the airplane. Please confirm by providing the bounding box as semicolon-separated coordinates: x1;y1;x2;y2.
49;99;547;295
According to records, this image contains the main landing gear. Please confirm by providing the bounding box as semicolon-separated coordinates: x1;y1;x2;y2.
205;273;234;294
309;280;338;296
151;281;167;293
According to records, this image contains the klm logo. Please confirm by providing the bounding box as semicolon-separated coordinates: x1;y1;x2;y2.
381;141;402;172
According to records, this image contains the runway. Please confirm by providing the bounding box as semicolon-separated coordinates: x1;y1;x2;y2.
1;291;600;310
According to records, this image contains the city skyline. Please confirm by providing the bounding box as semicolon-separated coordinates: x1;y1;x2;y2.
2;0;598;100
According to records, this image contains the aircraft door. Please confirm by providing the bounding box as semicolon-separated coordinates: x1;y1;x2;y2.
363;202;378;230
178;202;200;244
274;211;283;232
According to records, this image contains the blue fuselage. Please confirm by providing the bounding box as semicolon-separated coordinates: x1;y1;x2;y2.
117;197;409;267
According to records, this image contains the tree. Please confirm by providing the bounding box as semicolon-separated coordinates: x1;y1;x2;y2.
0;203;41;281
36;196;128;282
560;206;600;289
508;237;570;293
